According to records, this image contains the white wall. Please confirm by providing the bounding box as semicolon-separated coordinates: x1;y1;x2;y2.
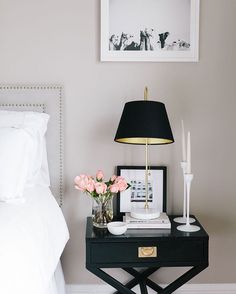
0;0;235;285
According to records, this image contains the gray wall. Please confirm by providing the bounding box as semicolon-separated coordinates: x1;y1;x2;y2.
0;0;235;285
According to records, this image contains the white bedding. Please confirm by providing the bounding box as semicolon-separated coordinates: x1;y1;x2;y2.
46;262;66;294
0;186;69;294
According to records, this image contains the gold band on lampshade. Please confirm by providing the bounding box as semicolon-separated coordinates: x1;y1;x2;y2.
115;137;173;144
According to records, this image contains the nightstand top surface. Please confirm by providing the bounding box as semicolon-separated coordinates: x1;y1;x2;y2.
86;215;209;241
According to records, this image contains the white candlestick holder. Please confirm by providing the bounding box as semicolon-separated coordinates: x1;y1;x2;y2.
177;173;200;232
174;162;195;224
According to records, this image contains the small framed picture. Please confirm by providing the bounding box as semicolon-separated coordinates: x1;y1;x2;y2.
116;166;167;219
101;0;200;62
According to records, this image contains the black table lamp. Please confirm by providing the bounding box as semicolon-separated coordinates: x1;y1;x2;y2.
114;87;174;219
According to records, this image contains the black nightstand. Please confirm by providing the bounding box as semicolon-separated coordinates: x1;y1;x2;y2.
86;216;209;294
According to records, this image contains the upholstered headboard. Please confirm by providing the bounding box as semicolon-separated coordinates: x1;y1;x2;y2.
0;85;64;206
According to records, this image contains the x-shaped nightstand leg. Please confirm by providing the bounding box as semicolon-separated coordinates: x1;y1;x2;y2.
121;265;208;294
158;265;208;294
86;266;136;294
87;264;208;294
118;268;162;293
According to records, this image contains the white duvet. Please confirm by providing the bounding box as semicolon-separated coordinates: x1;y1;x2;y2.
0;186;69;294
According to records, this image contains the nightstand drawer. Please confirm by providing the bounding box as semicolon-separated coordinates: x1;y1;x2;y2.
90;239;204;265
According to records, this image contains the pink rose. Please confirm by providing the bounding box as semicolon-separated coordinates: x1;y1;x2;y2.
96;170;104;181
118;181;128;192
110;175;117;182
115;176;124;182
86;179;95;193
74;174;89;191
95;182;107;194
115;176;128;192
109;184;119;193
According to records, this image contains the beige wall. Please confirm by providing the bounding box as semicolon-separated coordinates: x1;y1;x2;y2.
0;0;235;285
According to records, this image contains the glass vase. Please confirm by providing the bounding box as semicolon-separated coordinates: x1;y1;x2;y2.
92;197;113;228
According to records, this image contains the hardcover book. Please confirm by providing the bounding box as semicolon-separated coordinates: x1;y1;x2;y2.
123;212;171;229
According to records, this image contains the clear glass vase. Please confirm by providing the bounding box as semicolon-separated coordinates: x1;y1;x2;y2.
92;197;113;228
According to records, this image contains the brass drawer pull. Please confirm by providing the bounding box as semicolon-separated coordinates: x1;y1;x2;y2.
138;246;157;258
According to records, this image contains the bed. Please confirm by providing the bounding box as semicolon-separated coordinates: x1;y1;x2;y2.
0;86;69;294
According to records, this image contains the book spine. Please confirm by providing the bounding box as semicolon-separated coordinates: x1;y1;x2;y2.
126;224;171;229
124;218;169;224
125;220;169;224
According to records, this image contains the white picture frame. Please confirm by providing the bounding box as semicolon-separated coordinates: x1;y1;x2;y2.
101;0;200;62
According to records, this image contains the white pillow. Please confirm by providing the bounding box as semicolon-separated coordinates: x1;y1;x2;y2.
0;110;50;188
27;138;51;188
41;139;51;187
0;110;48;135
0;128;33;202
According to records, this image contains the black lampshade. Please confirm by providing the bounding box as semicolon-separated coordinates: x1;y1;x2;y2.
114;100;174;145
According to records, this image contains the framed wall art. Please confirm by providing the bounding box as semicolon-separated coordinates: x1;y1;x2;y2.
101;0;200;62
116;166;167;219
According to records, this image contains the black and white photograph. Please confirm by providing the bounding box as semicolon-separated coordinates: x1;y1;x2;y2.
130;179;153;203
116;166;167;218
101;0;200;62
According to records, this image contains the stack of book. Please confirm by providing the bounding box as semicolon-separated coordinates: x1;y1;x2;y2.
123;212;171;229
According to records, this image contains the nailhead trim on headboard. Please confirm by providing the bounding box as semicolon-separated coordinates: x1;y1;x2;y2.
0;85;64;207
0;104;45;112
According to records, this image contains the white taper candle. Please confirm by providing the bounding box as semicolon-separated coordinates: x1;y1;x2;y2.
186;131;191;173
181;120;186;162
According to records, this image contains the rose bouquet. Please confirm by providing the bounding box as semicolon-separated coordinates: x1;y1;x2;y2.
74;170;130;228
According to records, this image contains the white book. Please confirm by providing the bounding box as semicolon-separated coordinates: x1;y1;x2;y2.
125;222;171;229
123;212;171;229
